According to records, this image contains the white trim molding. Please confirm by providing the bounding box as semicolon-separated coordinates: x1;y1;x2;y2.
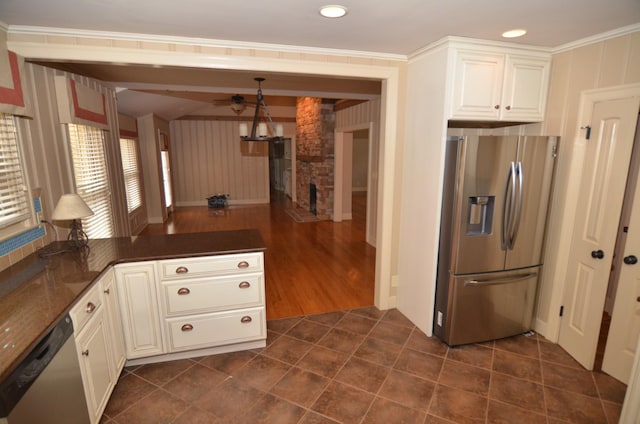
553;23;640;54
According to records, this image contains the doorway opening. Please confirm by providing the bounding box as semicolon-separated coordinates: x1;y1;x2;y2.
335;124;376;247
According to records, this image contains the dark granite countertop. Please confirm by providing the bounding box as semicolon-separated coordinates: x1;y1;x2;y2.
0;229;265;382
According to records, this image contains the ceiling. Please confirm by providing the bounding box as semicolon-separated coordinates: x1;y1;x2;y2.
2;0;639;120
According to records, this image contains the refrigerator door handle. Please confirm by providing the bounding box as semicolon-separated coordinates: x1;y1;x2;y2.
501;161;517;250
464;272;538;286
509;161;524;249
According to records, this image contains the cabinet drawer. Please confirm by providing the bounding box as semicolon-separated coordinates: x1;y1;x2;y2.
158;253;263;280
70;282;103;333
165;307;266;352
162;273;264;316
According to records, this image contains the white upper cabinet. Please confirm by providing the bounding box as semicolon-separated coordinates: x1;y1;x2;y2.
450;47;550;122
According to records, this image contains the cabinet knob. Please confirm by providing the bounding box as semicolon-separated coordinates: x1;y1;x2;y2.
181;324;194;332
237;261;250;269
177;287;191;295
103;288;110;295
505;105;511;110
82;349;89;356
240;316;252;323
238;281;251;289
175;266;189;274
86;302;96;313
494;104;500;109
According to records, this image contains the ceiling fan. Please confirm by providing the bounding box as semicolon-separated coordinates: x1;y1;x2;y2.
211;94;256;115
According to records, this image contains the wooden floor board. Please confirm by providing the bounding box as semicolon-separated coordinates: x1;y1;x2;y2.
140;191;375;319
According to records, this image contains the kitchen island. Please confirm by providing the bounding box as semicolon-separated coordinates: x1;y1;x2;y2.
0;229;266;383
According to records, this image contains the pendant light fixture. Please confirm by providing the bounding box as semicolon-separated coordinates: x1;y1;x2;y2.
239;77;284;142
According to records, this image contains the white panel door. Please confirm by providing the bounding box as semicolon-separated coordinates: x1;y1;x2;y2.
603;137;640;383
558;97;640;369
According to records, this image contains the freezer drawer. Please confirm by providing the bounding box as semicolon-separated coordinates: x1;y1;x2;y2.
436;268;539;346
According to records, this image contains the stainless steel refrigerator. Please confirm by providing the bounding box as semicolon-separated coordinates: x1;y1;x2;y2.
433;134;558;346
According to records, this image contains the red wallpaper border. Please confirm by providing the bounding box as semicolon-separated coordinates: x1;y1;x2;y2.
70;80;108;125
0;51;25;108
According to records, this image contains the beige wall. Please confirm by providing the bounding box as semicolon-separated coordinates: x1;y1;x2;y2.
169;120;298;206
535;30;640;340
138;114;170;223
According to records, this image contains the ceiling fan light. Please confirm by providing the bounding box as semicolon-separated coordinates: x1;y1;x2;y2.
319;5;348;18
230;102;246;115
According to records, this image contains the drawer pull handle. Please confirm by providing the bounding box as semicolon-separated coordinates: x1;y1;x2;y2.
240;316;252;323
181;324;194;332
82;349;89;356
237;261;250;269
177;287;191;295
86;302;96;313
175;266;189;274
103;289;110;295
238;281;251;289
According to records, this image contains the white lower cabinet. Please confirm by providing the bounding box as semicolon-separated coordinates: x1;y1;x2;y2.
71;279;117;424
114;262;164;359
69;250;266;421
114;252;267;364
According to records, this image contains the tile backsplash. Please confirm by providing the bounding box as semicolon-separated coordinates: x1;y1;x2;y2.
0;193;51;272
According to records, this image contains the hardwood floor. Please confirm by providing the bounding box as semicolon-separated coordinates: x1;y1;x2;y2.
140;191;375;319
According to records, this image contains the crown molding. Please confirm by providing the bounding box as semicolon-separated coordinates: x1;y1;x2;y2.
552;23;640;54
408;35;552;61
7;25;408;63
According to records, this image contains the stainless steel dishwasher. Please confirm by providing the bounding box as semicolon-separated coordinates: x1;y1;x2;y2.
0;314;90;424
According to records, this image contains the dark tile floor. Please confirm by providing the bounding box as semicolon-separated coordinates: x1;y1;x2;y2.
100;307;627;424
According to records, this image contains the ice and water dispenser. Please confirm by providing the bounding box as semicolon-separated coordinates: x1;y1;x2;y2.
466;196;494;235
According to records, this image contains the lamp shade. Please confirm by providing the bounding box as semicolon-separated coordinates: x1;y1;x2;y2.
52;194;94;221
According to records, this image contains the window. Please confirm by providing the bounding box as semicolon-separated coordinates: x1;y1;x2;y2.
119;137;143;213
0;113;32;238
68;124;114;239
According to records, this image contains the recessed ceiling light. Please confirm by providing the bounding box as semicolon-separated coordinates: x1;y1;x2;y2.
319;5;348;18
502;29;527;39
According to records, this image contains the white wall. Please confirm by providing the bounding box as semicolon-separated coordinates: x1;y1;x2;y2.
396;43;451;335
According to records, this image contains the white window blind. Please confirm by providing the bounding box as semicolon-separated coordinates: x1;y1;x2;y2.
0;113;30;229
119;137;143;213
68;124;114;239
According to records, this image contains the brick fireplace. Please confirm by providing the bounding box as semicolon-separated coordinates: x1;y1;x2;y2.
295;97;335;220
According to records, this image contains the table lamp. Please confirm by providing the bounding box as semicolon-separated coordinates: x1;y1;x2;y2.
52;193;94;248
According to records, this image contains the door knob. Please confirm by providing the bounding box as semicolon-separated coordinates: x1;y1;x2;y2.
591;250;605;259
624;255;638;265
